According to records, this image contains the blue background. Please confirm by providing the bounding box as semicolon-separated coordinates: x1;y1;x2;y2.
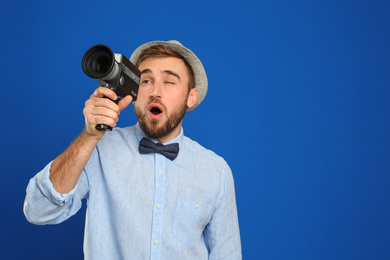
1;0;389;259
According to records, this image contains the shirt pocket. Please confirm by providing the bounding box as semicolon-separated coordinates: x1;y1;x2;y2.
173;197;213;246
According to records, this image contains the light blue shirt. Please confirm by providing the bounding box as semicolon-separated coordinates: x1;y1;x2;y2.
24;124;241;259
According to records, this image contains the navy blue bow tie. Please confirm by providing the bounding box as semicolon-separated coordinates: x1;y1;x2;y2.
139;138;179;160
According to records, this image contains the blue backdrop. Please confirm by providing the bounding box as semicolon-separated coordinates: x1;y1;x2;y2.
1;0;389;259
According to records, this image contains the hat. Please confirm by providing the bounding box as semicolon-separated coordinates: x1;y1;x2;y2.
130;40;208;113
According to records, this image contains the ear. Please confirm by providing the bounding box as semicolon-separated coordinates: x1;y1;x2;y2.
187;88;198;109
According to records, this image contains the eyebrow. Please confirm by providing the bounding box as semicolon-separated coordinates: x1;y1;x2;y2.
140;69;152;75
140;69;181;81
164;70;181;81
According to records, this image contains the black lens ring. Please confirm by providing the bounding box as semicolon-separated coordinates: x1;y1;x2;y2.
81;44;115;79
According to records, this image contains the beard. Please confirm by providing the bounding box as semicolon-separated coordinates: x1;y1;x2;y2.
134;97;188;141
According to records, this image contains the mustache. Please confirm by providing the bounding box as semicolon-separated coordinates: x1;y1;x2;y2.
147;98;166;110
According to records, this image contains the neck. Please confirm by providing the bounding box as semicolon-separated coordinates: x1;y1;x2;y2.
155;122;182;143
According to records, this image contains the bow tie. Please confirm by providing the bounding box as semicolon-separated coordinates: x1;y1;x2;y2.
139;137;179;160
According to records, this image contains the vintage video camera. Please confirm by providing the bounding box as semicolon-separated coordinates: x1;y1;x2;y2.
81;44;140;131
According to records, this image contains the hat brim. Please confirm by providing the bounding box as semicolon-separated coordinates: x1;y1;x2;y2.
130;40;207;113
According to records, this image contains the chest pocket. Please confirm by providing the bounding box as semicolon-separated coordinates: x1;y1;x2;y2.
173;197;213;246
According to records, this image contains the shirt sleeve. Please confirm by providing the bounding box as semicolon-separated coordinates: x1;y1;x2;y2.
204;164;242;259
23;160;89;225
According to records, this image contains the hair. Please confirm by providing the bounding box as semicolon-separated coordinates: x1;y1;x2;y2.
136;45;195;91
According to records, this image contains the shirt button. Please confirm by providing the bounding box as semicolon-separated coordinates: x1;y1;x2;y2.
157;204;161;209
154;240;159;245
196;204;200;209
158;169;162;174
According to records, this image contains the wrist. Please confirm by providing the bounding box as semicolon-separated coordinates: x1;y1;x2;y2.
83;126;105;140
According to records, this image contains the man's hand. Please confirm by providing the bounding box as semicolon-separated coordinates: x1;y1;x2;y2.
48;87;132;194
83;87;133;138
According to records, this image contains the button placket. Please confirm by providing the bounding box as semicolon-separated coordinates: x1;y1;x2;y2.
150;153;166;258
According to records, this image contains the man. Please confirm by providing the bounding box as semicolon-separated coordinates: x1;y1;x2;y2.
24;40;241;259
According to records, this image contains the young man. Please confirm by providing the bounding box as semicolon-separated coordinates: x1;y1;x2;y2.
24;40;241;259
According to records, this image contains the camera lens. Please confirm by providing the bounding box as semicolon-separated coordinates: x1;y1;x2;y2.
82;45;115;79
95;57;111;74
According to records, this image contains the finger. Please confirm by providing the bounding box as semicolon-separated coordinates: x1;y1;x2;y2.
86;96;121;115
90;106;120;122
83;107;118;129
90;115;117;128
85;113;117;130
92;87;118;101
83;103;120;124
118;95;133;112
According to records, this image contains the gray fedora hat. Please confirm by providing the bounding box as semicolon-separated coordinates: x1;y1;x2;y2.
130;40;208;113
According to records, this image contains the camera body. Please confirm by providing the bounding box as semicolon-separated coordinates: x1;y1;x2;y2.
98;53;140;102
81;44;141;130
82;44;140;102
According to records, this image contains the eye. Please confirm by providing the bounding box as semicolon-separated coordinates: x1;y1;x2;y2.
142;80;152;85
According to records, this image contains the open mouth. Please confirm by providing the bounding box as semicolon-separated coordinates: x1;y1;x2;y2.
150;106;162;115
148;103;164;119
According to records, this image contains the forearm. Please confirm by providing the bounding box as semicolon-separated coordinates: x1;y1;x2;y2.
49;130;101;194
24;160;89;225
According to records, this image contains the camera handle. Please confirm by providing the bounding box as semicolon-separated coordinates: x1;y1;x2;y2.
96;96;122;131
96;79;122;131
96;123;113;131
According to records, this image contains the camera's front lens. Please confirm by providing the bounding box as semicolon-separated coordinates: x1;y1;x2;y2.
81;45;115;79
95;57;112;74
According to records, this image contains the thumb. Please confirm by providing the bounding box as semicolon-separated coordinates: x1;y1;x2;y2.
118;95;133;112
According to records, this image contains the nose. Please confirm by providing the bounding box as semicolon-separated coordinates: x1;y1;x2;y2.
149;81;162;99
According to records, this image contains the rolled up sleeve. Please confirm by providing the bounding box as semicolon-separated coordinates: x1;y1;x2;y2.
204;165;242;259
23;161;88;225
